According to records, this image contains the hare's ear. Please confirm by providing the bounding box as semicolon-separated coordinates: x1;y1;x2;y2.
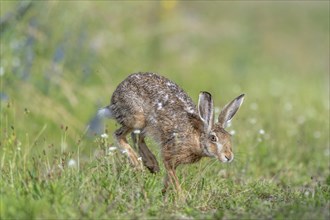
198;91;214;132
218;94;245;128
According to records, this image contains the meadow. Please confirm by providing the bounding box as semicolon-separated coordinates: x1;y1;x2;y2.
0;1;329;219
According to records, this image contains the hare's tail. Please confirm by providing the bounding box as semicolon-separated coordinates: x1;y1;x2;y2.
98;105;113;118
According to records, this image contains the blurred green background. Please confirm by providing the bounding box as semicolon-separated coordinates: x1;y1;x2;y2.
1;0;329;188
0;1;329;219
1;0;328;143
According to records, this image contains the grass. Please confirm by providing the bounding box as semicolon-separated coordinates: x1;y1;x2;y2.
1;1;329;219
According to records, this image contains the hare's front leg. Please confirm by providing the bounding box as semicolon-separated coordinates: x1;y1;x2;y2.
114;127;143;170
162;163;182;194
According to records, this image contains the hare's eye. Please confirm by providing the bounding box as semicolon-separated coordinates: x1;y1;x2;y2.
209;134;217;142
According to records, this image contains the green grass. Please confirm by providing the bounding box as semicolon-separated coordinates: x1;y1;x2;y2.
1;1;329;219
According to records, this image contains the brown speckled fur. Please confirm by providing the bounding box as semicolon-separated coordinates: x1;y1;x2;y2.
102;72;244;193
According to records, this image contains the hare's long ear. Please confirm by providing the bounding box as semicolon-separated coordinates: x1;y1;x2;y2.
198;91;214;132
218;94;245;128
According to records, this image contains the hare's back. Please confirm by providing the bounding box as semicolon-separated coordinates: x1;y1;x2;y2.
110;72;196;127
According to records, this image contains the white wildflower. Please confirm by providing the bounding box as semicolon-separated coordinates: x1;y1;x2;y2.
259;129;265;135
121;149;128;154
138;157;142;161
108;146;117;151
304;191;310;197
101;133;108;139
68;159;77;168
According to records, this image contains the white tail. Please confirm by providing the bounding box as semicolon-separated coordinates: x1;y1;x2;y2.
97;106;112;118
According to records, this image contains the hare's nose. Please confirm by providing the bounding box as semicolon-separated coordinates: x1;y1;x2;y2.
220;153;233;163
225;153;234;162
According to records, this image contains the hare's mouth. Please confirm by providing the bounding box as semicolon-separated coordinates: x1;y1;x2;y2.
219;153;234;163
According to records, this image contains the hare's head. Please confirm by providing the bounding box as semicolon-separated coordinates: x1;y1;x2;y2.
191;92;244;163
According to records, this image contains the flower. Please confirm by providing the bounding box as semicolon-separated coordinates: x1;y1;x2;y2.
108;146;117;151
138;157;142;161
259;129;265;135
101;133;108;139
68;159;77;167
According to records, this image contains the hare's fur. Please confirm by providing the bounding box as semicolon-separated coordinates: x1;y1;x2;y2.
100;72;244;193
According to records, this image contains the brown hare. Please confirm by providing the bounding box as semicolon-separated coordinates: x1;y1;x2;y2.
99;72;244;193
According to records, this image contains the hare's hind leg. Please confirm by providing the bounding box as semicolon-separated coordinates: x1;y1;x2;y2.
114;127;143;170
136;134;160;173
131;132;138;149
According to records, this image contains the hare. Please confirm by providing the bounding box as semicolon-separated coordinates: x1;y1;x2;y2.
99;72;244;193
